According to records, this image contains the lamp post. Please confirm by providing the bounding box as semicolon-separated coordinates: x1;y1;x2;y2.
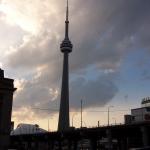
108;106;114;126
72;113;77;127
81;99;83;128
48;119;50;132
112;117;116;125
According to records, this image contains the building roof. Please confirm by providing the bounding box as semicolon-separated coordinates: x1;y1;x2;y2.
11;123;47;135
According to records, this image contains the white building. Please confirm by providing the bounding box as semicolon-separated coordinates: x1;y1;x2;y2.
125;97;150;124
131;107;150;123
11;123;47;135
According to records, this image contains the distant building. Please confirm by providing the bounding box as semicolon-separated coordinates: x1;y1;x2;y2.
125;97;150;124
11;123;47;135
124;114;134;124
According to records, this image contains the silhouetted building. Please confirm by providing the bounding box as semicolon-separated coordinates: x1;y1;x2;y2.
58;0;73;131
0;69;16;150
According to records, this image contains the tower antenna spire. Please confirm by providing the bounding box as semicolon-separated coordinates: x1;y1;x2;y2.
66;0;69;21
65;0;69;39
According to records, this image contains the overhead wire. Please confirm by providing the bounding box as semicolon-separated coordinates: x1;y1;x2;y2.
12;105;130;113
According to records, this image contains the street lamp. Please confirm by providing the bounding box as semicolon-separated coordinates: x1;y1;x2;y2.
81;99;83;128
72;113;77;127
48;119;50;132
112;117;116;125
108;106;114;126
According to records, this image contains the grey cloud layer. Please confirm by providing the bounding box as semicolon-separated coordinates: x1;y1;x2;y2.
3;0;150;117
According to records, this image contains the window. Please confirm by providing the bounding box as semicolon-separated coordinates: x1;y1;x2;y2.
146;107;150;112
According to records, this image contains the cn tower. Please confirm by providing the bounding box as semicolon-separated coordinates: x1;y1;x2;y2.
58;0;73;131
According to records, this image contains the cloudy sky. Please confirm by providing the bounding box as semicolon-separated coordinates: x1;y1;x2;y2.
0;0;150;130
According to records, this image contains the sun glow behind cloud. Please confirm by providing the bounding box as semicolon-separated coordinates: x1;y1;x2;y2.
0;3;37;34
0;0;59;35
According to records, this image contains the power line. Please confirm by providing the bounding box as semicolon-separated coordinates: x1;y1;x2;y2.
12;105;130;113
13;105;58;111
87;109;130;112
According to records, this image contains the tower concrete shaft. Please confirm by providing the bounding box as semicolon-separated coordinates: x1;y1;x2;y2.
58;53;69;131
58;0;73;131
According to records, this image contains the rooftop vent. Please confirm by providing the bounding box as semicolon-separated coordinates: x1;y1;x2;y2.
141;97;150;107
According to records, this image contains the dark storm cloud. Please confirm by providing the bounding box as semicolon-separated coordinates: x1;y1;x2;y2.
70;75;118;109
70;0;150;72
14;71;118;116
4;0;150;117
6;31;60;69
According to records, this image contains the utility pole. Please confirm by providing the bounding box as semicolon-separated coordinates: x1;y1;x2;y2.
48;119;49;132
98;121;100;127
108;107;109;126
81;99;83;128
